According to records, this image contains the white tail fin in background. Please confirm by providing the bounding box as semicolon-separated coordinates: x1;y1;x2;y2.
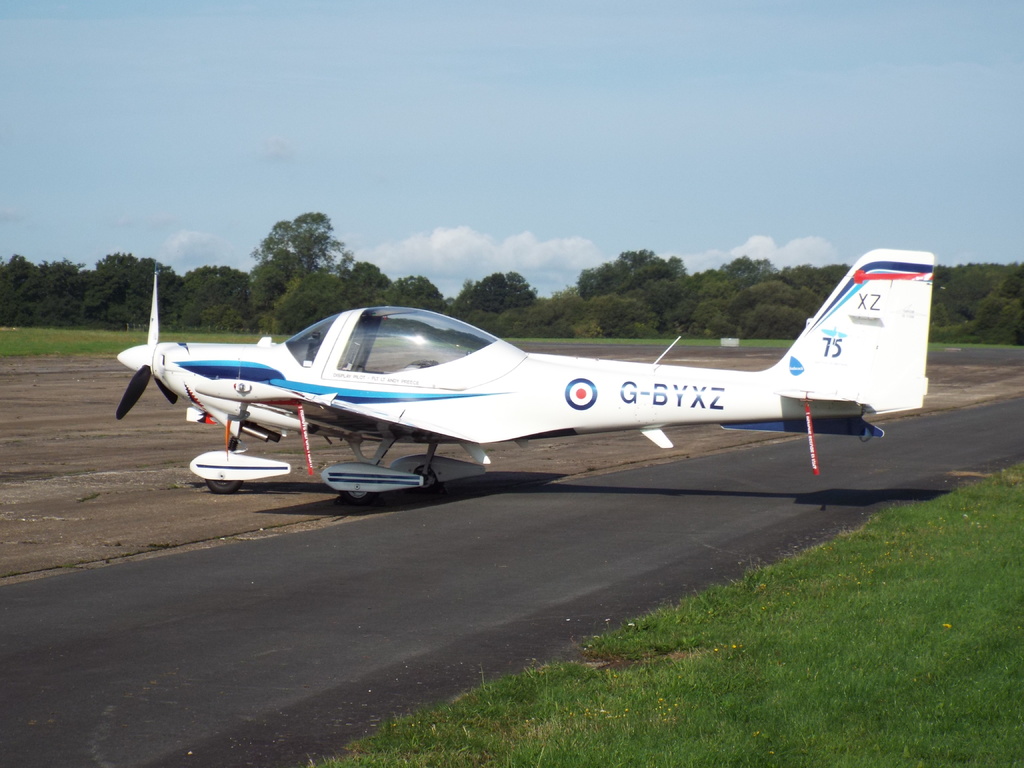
773;249;935;414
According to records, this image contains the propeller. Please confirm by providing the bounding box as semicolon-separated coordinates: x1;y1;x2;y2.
115;365;152;420
155;378;179;405
114;268;177;419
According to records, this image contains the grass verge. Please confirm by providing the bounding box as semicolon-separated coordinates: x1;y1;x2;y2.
0;327;275;357
0;327;1008;358
324;466;1024;767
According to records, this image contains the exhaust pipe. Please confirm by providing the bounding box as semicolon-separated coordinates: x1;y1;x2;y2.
241;422;282;443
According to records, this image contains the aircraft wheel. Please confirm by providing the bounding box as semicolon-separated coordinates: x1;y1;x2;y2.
336;490;378;506
411;466;445;494
410;480;447;496
206;478;244;495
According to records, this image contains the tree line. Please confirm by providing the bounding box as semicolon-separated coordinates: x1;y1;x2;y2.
2;212;1022;344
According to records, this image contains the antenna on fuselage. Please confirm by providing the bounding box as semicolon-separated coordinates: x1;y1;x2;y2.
653;336;681;371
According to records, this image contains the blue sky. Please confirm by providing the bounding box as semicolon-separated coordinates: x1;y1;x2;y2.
2;1;1021;297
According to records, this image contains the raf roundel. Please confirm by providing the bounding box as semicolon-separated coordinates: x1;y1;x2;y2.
565;378;598;410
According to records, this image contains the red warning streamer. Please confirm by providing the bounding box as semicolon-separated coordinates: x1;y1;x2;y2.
296;402;314;476
803;399;820;476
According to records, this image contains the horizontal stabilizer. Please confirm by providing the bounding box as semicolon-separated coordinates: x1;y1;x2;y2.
722;417;884;438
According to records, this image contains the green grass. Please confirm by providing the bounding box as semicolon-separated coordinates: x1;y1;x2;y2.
0;327;274;357
1;327;1010;358
324;466;1024;767
513;337;793;348
0;329;789;357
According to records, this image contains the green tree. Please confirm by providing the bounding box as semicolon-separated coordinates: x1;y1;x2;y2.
933;264;1007;324
452;272;537;316
0;255;40;325
579;295;658;338
578;250;685;299
973;295;1022;345
83;254;179;329
272;273;348;334
386;275;446;312
32;260;87;326
687;298;737;338
250;212;352;318
720;255;777;290
180;266;252;330
729;280;818;339
778;263;848;297
345;261;392;308
266;261;393;333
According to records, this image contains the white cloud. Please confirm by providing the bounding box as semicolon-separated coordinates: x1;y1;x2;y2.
677;235;841;274
0;207;25;223
157;230;239;272
358;226;605;298
111;212;181;230
260;136;295;162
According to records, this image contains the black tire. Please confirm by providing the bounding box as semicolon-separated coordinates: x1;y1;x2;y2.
336;490;378;506
411;466;444;494
410;480;446;496
205;478;244;495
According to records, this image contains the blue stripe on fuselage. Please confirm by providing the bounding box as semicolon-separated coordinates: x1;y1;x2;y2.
177;360;283;382
177;360;494;405
272;379;492;405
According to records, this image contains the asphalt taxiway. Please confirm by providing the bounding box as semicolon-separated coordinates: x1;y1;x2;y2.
1;397;1022;767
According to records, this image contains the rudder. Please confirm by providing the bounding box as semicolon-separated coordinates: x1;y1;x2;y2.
774;249;935;413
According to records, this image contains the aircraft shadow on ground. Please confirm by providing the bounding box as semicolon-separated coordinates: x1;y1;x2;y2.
527;482;946;509
244;471;565;516
243;470;945;517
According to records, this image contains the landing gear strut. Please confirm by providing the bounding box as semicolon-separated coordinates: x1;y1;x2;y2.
204;436;245;494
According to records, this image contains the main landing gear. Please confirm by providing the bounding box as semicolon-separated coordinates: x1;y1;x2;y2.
335;489;377;506
206;478;245;495
326;440;486;506
332;469;448;507
191;433;487;502
204;438;247;494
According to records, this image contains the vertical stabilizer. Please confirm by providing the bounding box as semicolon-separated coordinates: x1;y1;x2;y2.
773;249;935;413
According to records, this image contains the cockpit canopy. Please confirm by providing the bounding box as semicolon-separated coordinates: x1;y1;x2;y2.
286;307;500;374
285;313;340;367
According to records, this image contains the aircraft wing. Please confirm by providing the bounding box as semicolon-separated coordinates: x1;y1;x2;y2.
188;377;479;445
310;396;479;444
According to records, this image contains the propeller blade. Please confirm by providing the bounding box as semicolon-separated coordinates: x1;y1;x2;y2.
155;377;179;405
147;269;160;347
115;365;152;420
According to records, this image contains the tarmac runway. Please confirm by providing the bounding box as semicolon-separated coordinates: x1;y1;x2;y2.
1;397;1022;768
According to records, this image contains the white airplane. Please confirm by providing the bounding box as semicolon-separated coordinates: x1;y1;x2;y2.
116;249;935;504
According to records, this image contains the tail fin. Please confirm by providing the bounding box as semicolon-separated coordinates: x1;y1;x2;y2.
774;249;935;414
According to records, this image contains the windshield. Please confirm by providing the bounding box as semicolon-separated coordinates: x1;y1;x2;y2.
337;308;497;374
285;314;340;367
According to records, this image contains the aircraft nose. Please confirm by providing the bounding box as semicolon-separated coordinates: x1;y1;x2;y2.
117;344;151;371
